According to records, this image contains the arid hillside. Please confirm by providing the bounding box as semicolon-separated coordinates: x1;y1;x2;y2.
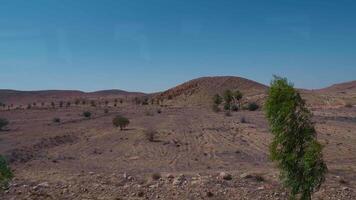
0;89;145;106
155;76;268;106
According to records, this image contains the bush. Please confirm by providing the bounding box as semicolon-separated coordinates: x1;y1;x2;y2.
213;94;223;105
247;102;259;111
156;108;162;114
83;111;92;118
265;76;327;200
112;115;130;130
0;155;13;189
27;104;32;109
90;100;96;107
151;173;161;180
0;118;9;131
59;101;64;108
231;104;239;112
345;103;353;108
104;109;109;114
224;103;230;111
53;118;61;123
145;129;157;142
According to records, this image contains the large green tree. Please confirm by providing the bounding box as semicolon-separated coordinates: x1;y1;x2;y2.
265;76;327;200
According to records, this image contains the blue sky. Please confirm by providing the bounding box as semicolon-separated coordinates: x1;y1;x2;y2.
0;0;355;93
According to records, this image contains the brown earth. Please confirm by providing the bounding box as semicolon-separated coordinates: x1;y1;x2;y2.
0;76;355;199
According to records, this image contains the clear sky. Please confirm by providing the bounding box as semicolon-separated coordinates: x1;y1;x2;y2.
1;0;355;93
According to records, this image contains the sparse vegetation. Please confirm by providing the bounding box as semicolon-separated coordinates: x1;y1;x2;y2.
112;115;130;130
151;172;161;180
265;76;327;200
247;102;259;111
213;94;223;105
345;103;353;108
0;118;9;131
212;94;222;112
223;103;230;111
0;155;13;189
223;90;243;111
53;118;61;123
231;104;239;112
83;111;92;118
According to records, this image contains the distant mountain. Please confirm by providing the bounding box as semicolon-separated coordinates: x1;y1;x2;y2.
0;89;145;105
316;80;356;94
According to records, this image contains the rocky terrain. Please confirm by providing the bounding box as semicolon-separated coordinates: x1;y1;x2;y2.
0;76;355;199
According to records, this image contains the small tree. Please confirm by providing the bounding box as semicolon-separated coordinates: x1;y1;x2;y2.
213;94;223;105
0;155;13;189
83;111;92;118
265;76;327;200
223;90;233;106
0;118;9;131
233;90;243;108
112;115;130;130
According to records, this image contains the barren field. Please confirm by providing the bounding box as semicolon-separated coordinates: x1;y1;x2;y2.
1;103;355;199
1;77;356;199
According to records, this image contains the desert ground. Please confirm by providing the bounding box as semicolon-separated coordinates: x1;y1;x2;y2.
0;76;355;199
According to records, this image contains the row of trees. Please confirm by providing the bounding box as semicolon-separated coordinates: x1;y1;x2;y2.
212;90;259;112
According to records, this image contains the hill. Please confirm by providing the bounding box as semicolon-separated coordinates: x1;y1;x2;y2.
0;89;145;105
154;76;268;106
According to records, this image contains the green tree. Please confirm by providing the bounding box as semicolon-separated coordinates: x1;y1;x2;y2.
223;90;233;110
265;76;327;200
0;155;13;189
112;115;130;130
233;90;243;108
213;94;223;105
83;111;92;118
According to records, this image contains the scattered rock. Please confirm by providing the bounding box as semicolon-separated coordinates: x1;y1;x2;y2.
219;172;232;180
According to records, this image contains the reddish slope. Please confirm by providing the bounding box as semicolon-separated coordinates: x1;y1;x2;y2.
155;76;268;106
